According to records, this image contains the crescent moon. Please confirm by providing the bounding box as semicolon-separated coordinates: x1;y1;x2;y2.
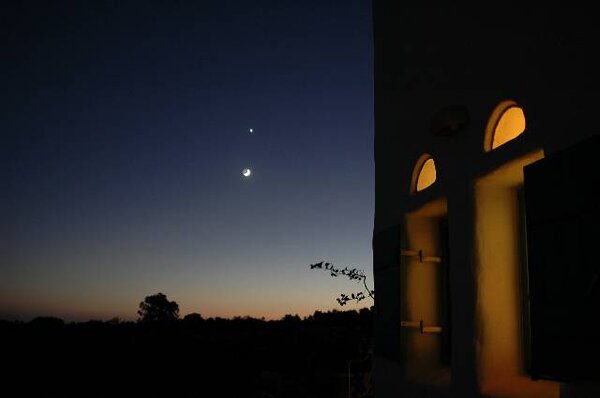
242;168;252;177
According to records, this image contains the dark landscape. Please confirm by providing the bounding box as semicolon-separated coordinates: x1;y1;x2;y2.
1;306;373;398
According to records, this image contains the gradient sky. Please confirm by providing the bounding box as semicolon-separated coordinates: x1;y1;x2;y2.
1;0;374;321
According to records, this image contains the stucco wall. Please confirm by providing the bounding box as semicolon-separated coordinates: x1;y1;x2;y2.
372;2;599;397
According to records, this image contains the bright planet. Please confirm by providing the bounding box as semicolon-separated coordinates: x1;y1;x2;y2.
242;168;252;177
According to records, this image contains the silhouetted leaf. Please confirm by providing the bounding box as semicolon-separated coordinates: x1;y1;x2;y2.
310;260;374;306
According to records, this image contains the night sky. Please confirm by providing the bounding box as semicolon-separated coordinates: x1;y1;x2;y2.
1;0;373;321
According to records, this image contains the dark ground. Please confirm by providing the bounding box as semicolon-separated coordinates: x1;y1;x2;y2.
1;308;373;398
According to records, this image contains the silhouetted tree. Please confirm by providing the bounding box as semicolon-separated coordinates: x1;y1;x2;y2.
182;312;204;330
30;316;65;328
282;314;301;323
310;261;374;306
137;292;179;323
183;312;203;322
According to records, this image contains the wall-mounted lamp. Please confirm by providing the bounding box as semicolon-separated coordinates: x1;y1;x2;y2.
430;105;469;136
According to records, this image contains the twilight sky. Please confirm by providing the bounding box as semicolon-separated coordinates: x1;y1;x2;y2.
1;0;374;321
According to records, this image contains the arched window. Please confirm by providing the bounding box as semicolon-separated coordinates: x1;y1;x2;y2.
484;100;526;151
411;154;437;194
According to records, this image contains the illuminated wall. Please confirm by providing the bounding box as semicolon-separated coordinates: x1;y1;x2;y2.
475;152;557;398
485;101;526;151
403;198;448;384
416;159;437;192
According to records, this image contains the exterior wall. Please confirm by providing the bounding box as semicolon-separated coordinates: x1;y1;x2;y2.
372;2;599;398
403;200;449;385
474;152;557;398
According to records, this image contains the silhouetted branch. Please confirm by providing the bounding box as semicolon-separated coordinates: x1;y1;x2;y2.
310;261;375;306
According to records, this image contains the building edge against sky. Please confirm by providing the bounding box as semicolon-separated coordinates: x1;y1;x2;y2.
372;2;599;398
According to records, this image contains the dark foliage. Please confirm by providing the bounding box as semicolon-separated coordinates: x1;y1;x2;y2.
0;308;373;398
137;292;179;323
310;261;375;306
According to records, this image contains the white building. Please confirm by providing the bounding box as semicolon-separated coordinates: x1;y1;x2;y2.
372;3;599;397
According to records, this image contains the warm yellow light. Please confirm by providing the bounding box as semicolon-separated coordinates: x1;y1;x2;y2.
492;106;526;149
417;158;437;192
404;202;447;381
475;150;558;398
